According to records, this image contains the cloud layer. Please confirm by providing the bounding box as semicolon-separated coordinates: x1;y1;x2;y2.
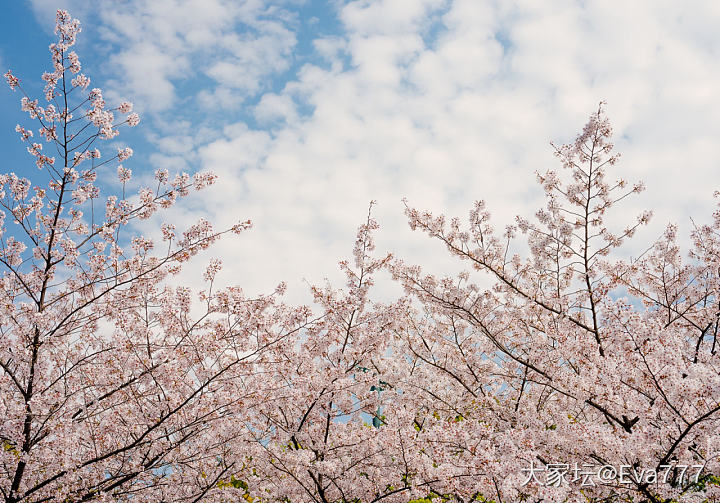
26;0;720;304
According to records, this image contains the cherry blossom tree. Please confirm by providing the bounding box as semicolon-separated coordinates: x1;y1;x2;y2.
215;102;720;503
0;11;310;502
4;10;720;503
390;104;720;503
226;205;428;502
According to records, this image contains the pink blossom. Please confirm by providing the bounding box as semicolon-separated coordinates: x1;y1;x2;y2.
117;147;133;162
67;51;81;73
161;223;176;241
15;124;33;141
100;124;118;139
71;74;90;89
38;125;57;141
4;70;19;89
203;258;222;282
154;168;169;184
118;101;133;114
117;165;132;183
21;97;39;118
88;88;102;101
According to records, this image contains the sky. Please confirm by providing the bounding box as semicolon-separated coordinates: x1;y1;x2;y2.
1;0;719;305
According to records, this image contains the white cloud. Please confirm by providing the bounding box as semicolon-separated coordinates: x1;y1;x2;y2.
27;0;720;306
192;0;720;304
340;0;447;36
31;0;297;112
254;93;299;125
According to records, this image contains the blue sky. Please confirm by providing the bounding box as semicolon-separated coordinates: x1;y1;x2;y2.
2;0;720;303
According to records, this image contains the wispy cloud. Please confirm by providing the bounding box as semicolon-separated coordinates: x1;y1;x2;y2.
32;0;297;112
